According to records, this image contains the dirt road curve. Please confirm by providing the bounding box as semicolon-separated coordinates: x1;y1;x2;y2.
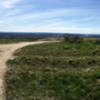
0;41;50;100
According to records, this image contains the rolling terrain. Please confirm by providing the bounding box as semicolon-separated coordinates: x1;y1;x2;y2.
0;41;52;100
5;38;100;100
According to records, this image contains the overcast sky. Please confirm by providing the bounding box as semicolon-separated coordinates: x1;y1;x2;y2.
0;0;100;33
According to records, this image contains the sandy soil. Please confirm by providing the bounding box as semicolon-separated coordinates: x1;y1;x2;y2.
0;41;50;100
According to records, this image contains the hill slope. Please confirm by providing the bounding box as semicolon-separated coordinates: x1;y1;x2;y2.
5;40;100;100
0;41;50;100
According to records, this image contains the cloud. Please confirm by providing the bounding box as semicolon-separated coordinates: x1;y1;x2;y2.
1;8;94;23
0;7;99;33
1;25;99;34
1;0;21;8
0;0;100;33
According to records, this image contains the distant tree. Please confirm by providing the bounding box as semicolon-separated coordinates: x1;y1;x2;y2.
95;39;100;44
64;35;83;43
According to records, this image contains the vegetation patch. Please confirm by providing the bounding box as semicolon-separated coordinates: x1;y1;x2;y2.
0;39;27;44
5;39;100;100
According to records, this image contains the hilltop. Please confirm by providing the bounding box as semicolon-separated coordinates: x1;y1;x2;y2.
5;37;100;100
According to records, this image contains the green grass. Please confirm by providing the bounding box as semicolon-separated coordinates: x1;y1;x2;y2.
0;39;26;44
5;40;100;100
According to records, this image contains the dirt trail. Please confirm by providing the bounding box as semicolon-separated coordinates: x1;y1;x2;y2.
0;41;50;100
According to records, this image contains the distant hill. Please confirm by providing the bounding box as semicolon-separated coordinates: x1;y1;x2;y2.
0;32;65;40
0;32;100;40
65;33;100;38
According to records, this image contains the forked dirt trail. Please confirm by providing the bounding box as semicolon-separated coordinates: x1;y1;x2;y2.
0;41;50;100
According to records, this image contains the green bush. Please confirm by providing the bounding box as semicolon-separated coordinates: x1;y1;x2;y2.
95;39;100;44
64;35;83;43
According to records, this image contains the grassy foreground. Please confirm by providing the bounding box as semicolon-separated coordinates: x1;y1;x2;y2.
0;39;31;44
0;39;23;44
5;39;100;100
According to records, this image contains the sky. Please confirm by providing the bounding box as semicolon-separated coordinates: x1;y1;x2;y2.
0;0;100;33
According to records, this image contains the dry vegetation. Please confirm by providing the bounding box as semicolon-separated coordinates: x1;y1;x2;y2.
5;36;100;100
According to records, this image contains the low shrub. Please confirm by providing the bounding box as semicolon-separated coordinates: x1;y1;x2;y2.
95;39;100;44
64;35;83;43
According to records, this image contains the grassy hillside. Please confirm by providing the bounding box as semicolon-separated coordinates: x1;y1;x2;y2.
0;39;25;44
5;39;100;100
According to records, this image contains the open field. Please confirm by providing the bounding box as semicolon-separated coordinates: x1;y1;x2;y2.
0;39;25;44
0;41;53;100
5;38;100;100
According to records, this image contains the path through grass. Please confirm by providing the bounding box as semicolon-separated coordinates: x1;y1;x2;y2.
5;40;100;100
